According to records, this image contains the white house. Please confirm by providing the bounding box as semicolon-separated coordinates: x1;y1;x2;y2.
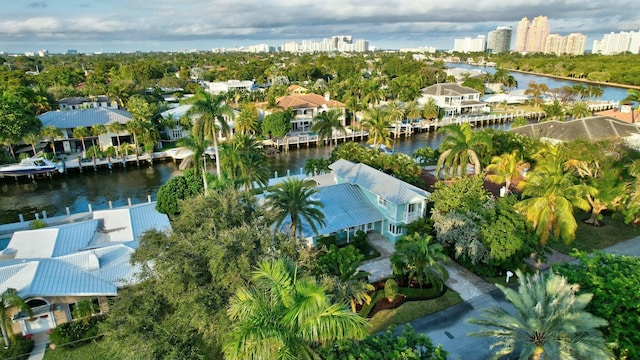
418;83;486;116
202;80;255;95
0;203;171;336
58;96;118;110
159;104;238;142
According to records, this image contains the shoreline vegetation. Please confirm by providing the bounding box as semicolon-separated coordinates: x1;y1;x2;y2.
505;68;640;91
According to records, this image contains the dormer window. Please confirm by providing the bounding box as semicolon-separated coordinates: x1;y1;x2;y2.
377;196;387;207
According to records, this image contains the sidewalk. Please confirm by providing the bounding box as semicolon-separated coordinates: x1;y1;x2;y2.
27;332;49;360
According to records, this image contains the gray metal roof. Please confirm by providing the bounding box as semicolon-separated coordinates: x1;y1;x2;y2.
295;183;385;238
0;202;170;299
421;83;480;96
38;107;132;129
509;116;640;142
329;159;430;204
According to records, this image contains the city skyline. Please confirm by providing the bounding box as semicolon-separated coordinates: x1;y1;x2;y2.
1;0;639;54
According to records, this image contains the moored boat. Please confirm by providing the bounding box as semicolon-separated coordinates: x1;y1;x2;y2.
0;157;63;178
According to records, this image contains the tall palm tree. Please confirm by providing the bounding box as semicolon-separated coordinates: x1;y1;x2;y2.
312;109;346;149
515;170;594;245
1;288;32;348
72;127;90;157
362;107;392;150
485;151;527;193
224;258;367;360
436;123;493;179
40;125;62;156
187;89;234;178
623;89;640;123
404;100;422;123
177;134;210;192
220;134;270;191
265;178;325;238
235;104;259;135
390;233;449;290
91;124;106;150
125;120;145;162
107;122;126;155
422;98;439;121
542;100;566;121
524;81;550;108
468;270;613;360
22;131;41;156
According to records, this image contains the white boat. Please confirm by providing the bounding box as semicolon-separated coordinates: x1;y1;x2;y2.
368;144;394;155
0;157;63;177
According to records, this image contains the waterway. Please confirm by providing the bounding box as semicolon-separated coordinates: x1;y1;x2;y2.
0;67;631;225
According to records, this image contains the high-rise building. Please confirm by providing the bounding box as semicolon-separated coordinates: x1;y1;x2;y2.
487;26;512;53
544;34;565;55
526;15;550;53
453;35;486;53
592;31;640;55
564;33;586;55
514;17;530;52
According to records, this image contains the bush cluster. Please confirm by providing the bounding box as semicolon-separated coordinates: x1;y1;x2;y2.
48;316;105;348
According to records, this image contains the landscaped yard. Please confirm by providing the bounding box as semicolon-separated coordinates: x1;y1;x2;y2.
551;212;640;254
366;289;463;334
44;342;111;360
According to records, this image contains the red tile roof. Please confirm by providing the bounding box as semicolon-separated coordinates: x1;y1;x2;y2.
276;93;345;110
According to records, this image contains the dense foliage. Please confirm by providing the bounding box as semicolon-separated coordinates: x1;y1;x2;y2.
556;252;640;359
317;325;448;360
261;110;293;138
155;169;204;216
49;316;105;348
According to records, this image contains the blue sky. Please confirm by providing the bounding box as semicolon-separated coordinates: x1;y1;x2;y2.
1;0;638;53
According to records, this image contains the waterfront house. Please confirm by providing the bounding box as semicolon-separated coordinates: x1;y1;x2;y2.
202;80;255;95
38;108;133;155
159;104;238;142
291;159;429;244
0;202;170;336
271;93;346;133
417;83;487;116
58;96;118;110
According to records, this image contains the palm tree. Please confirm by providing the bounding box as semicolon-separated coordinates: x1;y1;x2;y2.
362;107;392;150
468;269;613;360
422;98;439;121
436;123;493;179
224;258;367;360
187;89;234;178
1;288;32;348
220;134;270;191
312;109;346;149
125;120;145;162
234;104;259;135
569;100;591;119
390;233;449;290
22;131;41;156
91;124;106;151
72;126;90;157
107;122;126;155
515;169;594;245
265;178;325;238
404;100;422;123
524;81;550;108
40;125;62;156
623;89;640;123
177;134;209;188
542;100;566;121
485;151;527;193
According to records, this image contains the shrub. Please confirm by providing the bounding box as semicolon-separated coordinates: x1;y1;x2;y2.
29;219;47;229
384;279;399;301
48;316;105;348
0;336;34;360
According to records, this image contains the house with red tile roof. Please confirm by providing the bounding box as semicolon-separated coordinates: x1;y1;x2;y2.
274;93;346;133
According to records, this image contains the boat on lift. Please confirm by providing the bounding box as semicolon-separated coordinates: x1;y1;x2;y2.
0;157;63;178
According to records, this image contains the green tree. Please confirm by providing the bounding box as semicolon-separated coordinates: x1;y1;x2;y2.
524;81;550;108
177;134;210;191
107;122;126;155
485;150;527;193
187;89;234;178
265;177;325;238
468;270;613;360
1;288;32;348
303;158;330;176
39;125;61;156
362;107;392;150
155;169;204;217
224;257;367;360
390;233;449;290
436;123;492;179
261;109;292;138
556;252;640;358
569;100;591;119
422;98;439;121
312;109;346;149
72;127;90;156
623;89;640;123
22;131;41;156
220;134;270;191
542;100;566;121
235;103;260;135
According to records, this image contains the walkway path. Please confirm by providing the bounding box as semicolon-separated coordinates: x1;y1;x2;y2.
27;332;48;360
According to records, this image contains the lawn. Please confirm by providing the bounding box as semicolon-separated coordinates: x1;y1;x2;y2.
44;342;111;360
551;212;640;255
366;289;463;334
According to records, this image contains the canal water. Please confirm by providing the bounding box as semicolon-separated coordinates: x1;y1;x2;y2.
0;67;631;225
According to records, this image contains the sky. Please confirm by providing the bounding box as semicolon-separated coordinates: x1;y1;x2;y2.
1;0;639;54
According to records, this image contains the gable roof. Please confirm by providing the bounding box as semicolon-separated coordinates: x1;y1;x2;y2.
276;93;345;110
509;116;640;142
421;83;480;96
38;107;132;129
329;159;430;204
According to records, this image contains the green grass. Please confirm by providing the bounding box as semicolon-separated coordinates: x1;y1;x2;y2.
44;341;111;360
551;212;640;254
366;290;463;334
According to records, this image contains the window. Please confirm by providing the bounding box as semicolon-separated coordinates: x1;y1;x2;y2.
377;196;387;207
388;223;402;235
407;203;416;213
